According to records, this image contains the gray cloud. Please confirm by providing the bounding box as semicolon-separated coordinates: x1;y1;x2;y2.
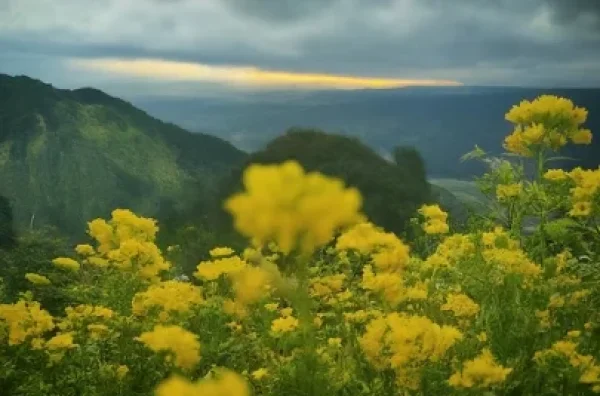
0;0;599;95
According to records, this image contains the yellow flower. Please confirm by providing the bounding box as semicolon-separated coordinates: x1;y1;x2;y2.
52;257;80;271
86;257;109;268
194;256;247;281
441;293;480;318
478;332;488;343
571;129;592;145
230;266;272;305
569;201;592;217
136;325;201;370
225;161;363;254
75;244;95;256
25;273;51;286
328;337;342;348
448;348;512;388
544;169;569;181
132;281;204;316
0;300;54;345
264;303;279;312
251;368;269;380
209;246;235;258
496;183;522;201
360;313;463;389
503;95;590;156
418;204;450;235
280;307;293;317
45;332;77;351
155;370;249;396
271;315;299;334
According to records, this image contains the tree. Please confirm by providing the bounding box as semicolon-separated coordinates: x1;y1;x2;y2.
0;196;16;249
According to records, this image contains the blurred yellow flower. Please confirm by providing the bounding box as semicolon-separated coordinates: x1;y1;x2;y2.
448;348;512;388
225;161;363;254
136;325;201;369
52;257;80;271
155;370;249;396
25;273;51;286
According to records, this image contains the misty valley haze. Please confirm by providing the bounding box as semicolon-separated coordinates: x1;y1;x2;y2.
133;86;600;178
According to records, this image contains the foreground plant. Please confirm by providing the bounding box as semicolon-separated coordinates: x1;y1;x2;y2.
0;95;599;396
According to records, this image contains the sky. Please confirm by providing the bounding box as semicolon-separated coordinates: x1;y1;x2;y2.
1;0;600;97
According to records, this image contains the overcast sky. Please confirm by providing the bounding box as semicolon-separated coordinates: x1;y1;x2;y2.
1;0;599;96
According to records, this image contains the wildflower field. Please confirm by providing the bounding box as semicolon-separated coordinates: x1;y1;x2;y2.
1;95;600;395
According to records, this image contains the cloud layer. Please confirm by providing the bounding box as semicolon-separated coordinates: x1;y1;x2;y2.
1;0;599;96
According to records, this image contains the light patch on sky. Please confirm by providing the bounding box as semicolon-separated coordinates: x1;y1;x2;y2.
68;57;463;89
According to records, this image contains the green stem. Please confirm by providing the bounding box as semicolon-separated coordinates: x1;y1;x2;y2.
536;150;548;266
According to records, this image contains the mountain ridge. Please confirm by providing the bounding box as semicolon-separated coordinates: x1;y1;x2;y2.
0;73;246;237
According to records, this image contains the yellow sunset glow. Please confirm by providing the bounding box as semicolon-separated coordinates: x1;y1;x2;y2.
69;58;462;89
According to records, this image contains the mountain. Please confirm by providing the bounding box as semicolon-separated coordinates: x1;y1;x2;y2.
0;74;246;237
134;86;600;179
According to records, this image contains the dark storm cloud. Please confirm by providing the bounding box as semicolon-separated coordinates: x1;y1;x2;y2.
0;0;599;93
545;0;600;27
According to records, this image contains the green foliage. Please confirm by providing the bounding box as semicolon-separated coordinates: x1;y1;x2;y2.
0;227;71;312
0;74;245;239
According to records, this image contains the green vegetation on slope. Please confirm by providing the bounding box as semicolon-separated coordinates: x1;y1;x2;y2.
0;74;245;238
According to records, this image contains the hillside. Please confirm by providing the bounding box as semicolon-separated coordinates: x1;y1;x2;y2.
135;86;600;179
0;74;246;237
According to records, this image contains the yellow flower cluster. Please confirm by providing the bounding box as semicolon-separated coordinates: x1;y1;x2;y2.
52;257;81;271
480;227;542;278
45;332;77;350
155;370;249;396
503;95;591;157
448;348;512;388
194;256;247;281
25;273;51;285
496;183;522;201
544;168;569;182
360;313;463;389
0;300;54;345
418;204;449;235
361;265;404;306
75;244;95;256
271;315;300;334
335;222;412;306
423;234;476;269
57;304;115;336
337;222;410;272
230;265;273;305
225;161;363;254
209;246;235;258
136;325;201;370
310;274;346;297
441;293;480;318
567;167;600;217
132;281;204;317
534;338;600;393
83;209;169;281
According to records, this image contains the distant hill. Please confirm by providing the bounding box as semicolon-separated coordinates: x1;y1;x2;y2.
135;86;600;179
0;74;246;237
218;128;432;236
